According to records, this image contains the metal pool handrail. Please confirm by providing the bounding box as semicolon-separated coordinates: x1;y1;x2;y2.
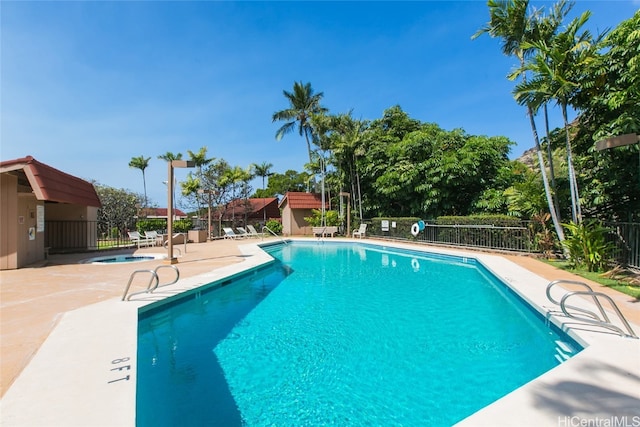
262;226;287;244
546;279;638;338
122;265;180;301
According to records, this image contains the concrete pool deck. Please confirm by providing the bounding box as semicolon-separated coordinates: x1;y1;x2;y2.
1;238;639;425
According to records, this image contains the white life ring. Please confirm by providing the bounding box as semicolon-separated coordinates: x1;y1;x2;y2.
411;223;420;237
411;258;420;270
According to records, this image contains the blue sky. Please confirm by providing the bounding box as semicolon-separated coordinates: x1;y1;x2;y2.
1;1;637;208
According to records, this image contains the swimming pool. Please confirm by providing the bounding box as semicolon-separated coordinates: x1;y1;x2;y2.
80;254;165;264
136;241;581;426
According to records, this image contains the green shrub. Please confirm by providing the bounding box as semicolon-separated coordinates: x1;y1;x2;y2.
370;217;421;239
304;209;340;227
173;219;193;233
136;219;167;232
265;219;282;235
562;220;615;272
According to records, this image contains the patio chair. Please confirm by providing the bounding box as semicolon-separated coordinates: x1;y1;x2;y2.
143;230;162;246
128;231;155;248
246;224;264;237
353;223;367;239
223;227;244;240
235;227;252;238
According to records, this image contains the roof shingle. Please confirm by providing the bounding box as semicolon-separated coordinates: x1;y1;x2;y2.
0;156;101;207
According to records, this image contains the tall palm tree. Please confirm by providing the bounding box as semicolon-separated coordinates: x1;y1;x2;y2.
253;162;273;222
128;155;151;208
515;10;599;223
473;0;565;241
330;113;369;221
272;81;328;163
253;161;273;190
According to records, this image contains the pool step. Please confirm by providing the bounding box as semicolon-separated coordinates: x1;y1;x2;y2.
554;340;578;363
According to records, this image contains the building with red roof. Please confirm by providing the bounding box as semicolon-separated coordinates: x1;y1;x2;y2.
219;197;280;225
0;156;101;269
278;192;328;236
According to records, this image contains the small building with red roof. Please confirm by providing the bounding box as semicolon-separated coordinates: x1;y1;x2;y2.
0;156;101;269
278;192;328;236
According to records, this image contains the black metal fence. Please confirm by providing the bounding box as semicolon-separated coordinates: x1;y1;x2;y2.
367;220;640;269
45;219;639;269
607;222;640;270
45;220;134;253
369;222;536;253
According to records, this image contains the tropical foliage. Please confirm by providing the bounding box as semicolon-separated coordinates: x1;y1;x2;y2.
94;184;140;235
561;220;615;272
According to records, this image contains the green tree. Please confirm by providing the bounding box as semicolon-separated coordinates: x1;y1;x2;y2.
252;162;274;222
128;155;151;208
571;11;640;221
516;9;601;224
474;0;566;241
272;81;328;163
326;112;369;221
94;183;140;236
252;162;273;190
264;170;311;196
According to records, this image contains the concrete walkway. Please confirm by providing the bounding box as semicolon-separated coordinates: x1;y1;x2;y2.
0;238;252;397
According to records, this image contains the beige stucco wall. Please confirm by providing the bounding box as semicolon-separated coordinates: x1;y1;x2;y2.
16;194;45;268
0;174;19;269
281;203;314;236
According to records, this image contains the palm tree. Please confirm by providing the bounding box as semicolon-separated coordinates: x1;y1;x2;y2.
515;10;599;224
187;147;214;220
253;162;273;222
128;155;151;208
272;81;328;163
330;112;369;221
187;146;214;173
157;151;183;162
473;0;565;242
253;162;273;190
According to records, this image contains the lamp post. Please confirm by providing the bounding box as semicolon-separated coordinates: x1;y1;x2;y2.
166;160;195;264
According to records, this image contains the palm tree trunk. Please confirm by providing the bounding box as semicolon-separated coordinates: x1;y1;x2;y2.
561;104;582;223
544;104;561;220
303;129;313;164
527;106;565;242
142;171;148;208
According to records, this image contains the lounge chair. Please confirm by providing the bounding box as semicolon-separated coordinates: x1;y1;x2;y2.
143;230;162;246
223;227;244;239
236;227;253;238
246;224;264;237
128;231;155;248
353;224;367;239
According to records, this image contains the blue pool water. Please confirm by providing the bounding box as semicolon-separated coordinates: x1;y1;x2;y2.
136;242;581;426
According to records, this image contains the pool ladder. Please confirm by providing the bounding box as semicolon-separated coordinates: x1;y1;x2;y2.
262;226;288;244
546;279;637;338
121;265;180;301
